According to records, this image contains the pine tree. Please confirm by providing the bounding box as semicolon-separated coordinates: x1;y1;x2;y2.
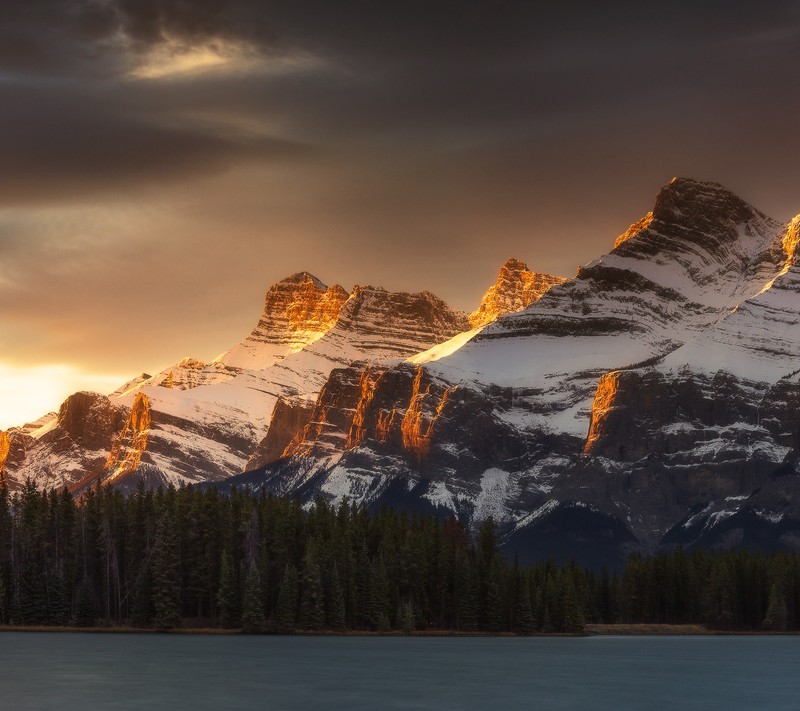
326;563;346;631
456;563;478;631
481;563;504;632
515;572;535;634
704;559;736;630
399;600;415;634
300;547;325;630
217;550;240;628
129;565;155;627
763;582;788;631
0;572;6;625
562;572;585;633
241;565;266;633
75;578;98;627
151;512;182;630
47;574;69;626
274;565;299;633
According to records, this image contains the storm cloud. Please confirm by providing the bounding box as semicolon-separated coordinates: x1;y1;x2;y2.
2;0;800;425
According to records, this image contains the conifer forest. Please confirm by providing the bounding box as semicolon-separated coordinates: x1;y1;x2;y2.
1;475;799;634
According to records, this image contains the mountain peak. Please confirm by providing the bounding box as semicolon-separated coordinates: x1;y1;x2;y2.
339;285;469;335
469;258;566;328
783;215;800;268
652;177;767;225
500;256;529;272
280;271;327;289
218;271;349;369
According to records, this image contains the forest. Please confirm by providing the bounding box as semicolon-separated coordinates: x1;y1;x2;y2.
1;474;799;634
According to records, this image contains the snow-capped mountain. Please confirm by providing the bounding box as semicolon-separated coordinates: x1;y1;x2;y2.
6;176;800;567
0;273;477;492
224;179;800;566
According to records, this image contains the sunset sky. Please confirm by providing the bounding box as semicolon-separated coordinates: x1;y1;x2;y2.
2;1;800;428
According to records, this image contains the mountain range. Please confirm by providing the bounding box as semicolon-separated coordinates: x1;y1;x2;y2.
4;177;800;567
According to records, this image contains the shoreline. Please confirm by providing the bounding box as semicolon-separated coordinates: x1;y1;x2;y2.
1;624;798;637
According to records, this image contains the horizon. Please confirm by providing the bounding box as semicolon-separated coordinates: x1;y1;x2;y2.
3;1;800;427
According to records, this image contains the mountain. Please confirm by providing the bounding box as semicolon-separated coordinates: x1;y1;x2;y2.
468;258;567;328
224;178;800;567
7;175;800;569
0;258;565;494
0;273;478;492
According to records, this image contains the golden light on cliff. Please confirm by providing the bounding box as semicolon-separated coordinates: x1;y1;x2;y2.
345;369;379;450
399;368;455;461
583;371;622;454
105;393;151;479
613;212;654;249
0;431;9;474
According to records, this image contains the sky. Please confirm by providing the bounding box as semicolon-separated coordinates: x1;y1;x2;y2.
2;0;800;428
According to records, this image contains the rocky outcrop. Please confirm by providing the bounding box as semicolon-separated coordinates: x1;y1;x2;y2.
6;267;476;493
219;272;350;370
469;258;566;328
104;393;151;481
12;176;800;567
1;392;127;491
245;397;315;470
224;178;800;567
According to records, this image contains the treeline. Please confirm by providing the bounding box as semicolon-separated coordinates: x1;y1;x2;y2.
1;475;800;633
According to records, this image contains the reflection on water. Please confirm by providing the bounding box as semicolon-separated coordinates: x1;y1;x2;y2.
0;633;799;710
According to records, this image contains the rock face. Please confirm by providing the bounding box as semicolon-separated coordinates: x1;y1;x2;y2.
10;175;800;568
469;258;566;328
220;272;349;370
223;178;800;568
2;274;473;493
0;392;127;491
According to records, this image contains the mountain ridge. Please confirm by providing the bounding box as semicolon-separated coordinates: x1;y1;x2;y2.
6;176;800;566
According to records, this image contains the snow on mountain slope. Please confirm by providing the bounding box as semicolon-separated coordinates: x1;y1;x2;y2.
9;175;800;567
229;178;800;564
409;258;565;365
657;216;800;382
418;178;787;436
580;215;800;526
247;259;567;471
1;273;471;491
218;273;350;371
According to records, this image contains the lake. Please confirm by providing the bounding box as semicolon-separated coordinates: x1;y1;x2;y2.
0;633;798;710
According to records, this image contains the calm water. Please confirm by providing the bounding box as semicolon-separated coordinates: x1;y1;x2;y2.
1;633;799;710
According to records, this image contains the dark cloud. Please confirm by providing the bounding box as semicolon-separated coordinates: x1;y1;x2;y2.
0;81;318;206
2;0;800;390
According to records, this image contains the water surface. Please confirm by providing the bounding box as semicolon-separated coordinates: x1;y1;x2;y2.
1;633;798;710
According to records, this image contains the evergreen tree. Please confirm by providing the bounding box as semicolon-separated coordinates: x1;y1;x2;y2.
456;563;478;631
300;547;325;630
399;600;416;634
217;550;240;628
481;563;504;632
763;582;788;631
47;574;69;626
75;578;98;627
562;572;585;633
151;512;182;630
326;563;346;631
515;572;535;634
129;565;155;627
241;564;266;633
0;573;6;625
274;565;299;633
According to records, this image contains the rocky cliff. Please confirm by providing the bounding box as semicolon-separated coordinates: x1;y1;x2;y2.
9;176;800;568
225;179;800;567
469;258;566;328
2;274;475;492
